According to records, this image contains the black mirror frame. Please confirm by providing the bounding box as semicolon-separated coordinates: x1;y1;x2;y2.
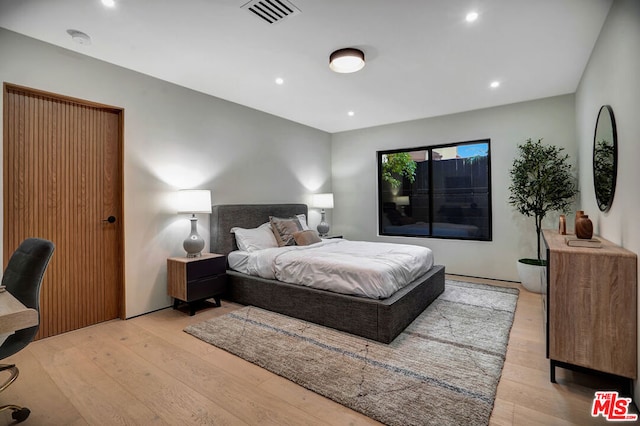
592;105;618;212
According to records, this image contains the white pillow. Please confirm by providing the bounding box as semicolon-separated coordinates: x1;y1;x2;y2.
231;223;278;252
296;214;310;231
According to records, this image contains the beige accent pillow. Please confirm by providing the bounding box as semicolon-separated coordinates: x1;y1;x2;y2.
269;216;303;247
293;230;322;246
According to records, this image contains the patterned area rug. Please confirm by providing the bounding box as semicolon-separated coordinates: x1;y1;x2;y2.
184;280;519;426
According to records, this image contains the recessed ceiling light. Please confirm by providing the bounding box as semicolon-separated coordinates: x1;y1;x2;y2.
275;77;284;85
466;11;479;22
490;81;500;88
102;0;115;7
347;111;355;117
66;29;91;45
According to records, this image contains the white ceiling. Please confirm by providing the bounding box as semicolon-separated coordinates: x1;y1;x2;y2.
0;0;612;133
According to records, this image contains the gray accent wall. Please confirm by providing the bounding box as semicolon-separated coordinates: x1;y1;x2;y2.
331;95;577;282
574;0;640;399
0;28;331;317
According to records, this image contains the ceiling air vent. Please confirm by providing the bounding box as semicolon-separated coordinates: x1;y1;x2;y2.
241;0;301;24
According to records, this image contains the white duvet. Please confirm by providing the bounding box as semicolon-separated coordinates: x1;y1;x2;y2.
230;239;434;299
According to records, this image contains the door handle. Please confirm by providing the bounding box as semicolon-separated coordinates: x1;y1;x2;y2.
103;216;116;224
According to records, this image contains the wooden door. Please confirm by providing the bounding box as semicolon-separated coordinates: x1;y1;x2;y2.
3;83;124;339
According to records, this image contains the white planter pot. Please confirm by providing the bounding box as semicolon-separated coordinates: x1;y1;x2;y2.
516;260;546;293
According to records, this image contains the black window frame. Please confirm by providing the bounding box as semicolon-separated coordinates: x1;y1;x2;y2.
377;139;492;241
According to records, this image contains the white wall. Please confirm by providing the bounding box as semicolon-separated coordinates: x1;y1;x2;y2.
331;95;577;282
0;28;332;317
574;0;640;399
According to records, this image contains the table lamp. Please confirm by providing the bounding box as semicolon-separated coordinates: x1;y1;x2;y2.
177;189;212;258
311;193;334;236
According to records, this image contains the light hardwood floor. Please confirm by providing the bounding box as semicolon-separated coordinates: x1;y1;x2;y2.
0;275;633;425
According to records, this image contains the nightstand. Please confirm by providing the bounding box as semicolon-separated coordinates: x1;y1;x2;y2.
167;253;227;316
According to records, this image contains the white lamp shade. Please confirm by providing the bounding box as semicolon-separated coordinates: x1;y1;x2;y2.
311;193;334;209
177;189;212;214
395;196;410;206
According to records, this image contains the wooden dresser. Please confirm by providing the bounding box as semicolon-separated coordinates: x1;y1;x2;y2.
542;229;637;392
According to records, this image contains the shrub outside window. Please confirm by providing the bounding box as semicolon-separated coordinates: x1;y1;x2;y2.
378;140;492;241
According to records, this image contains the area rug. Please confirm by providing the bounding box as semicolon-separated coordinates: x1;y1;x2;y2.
184;280;519;426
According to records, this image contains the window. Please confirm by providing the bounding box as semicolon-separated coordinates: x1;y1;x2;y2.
378;140;492;241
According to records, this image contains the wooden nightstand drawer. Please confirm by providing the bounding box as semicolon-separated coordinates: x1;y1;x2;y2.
187;256;226;280
186;275;227;302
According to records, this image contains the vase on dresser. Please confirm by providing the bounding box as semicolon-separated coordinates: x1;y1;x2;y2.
575;214;593;239
574;210;584;234
558;214;567;235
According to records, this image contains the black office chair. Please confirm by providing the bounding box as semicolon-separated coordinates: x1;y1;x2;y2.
0;238;55;423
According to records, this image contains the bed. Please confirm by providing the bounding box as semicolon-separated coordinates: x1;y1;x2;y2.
210;203;445;343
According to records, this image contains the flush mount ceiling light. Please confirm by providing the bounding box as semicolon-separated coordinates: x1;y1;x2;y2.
466;11;479;22
329;48;365;73
66;29;91;45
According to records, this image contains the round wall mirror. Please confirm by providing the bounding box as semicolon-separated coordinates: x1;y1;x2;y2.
592;105;617;212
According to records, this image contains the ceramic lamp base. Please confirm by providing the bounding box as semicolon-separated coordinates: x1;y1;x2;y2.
317;209;330;236
183;215;205;258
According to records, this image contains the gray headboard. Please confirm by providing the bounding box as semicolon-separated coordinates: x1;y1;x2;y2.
210;204;308;256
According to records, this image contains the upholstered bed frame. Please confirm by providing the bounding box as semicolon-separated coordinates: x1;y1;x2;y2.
210;204;445;343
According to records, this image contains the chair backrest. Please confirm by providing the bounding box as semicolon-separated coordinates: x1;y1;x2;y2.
0;238;55;360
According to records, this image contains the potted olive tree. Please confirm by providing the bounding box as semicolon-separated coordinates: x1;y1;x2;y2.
508;138;578;292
